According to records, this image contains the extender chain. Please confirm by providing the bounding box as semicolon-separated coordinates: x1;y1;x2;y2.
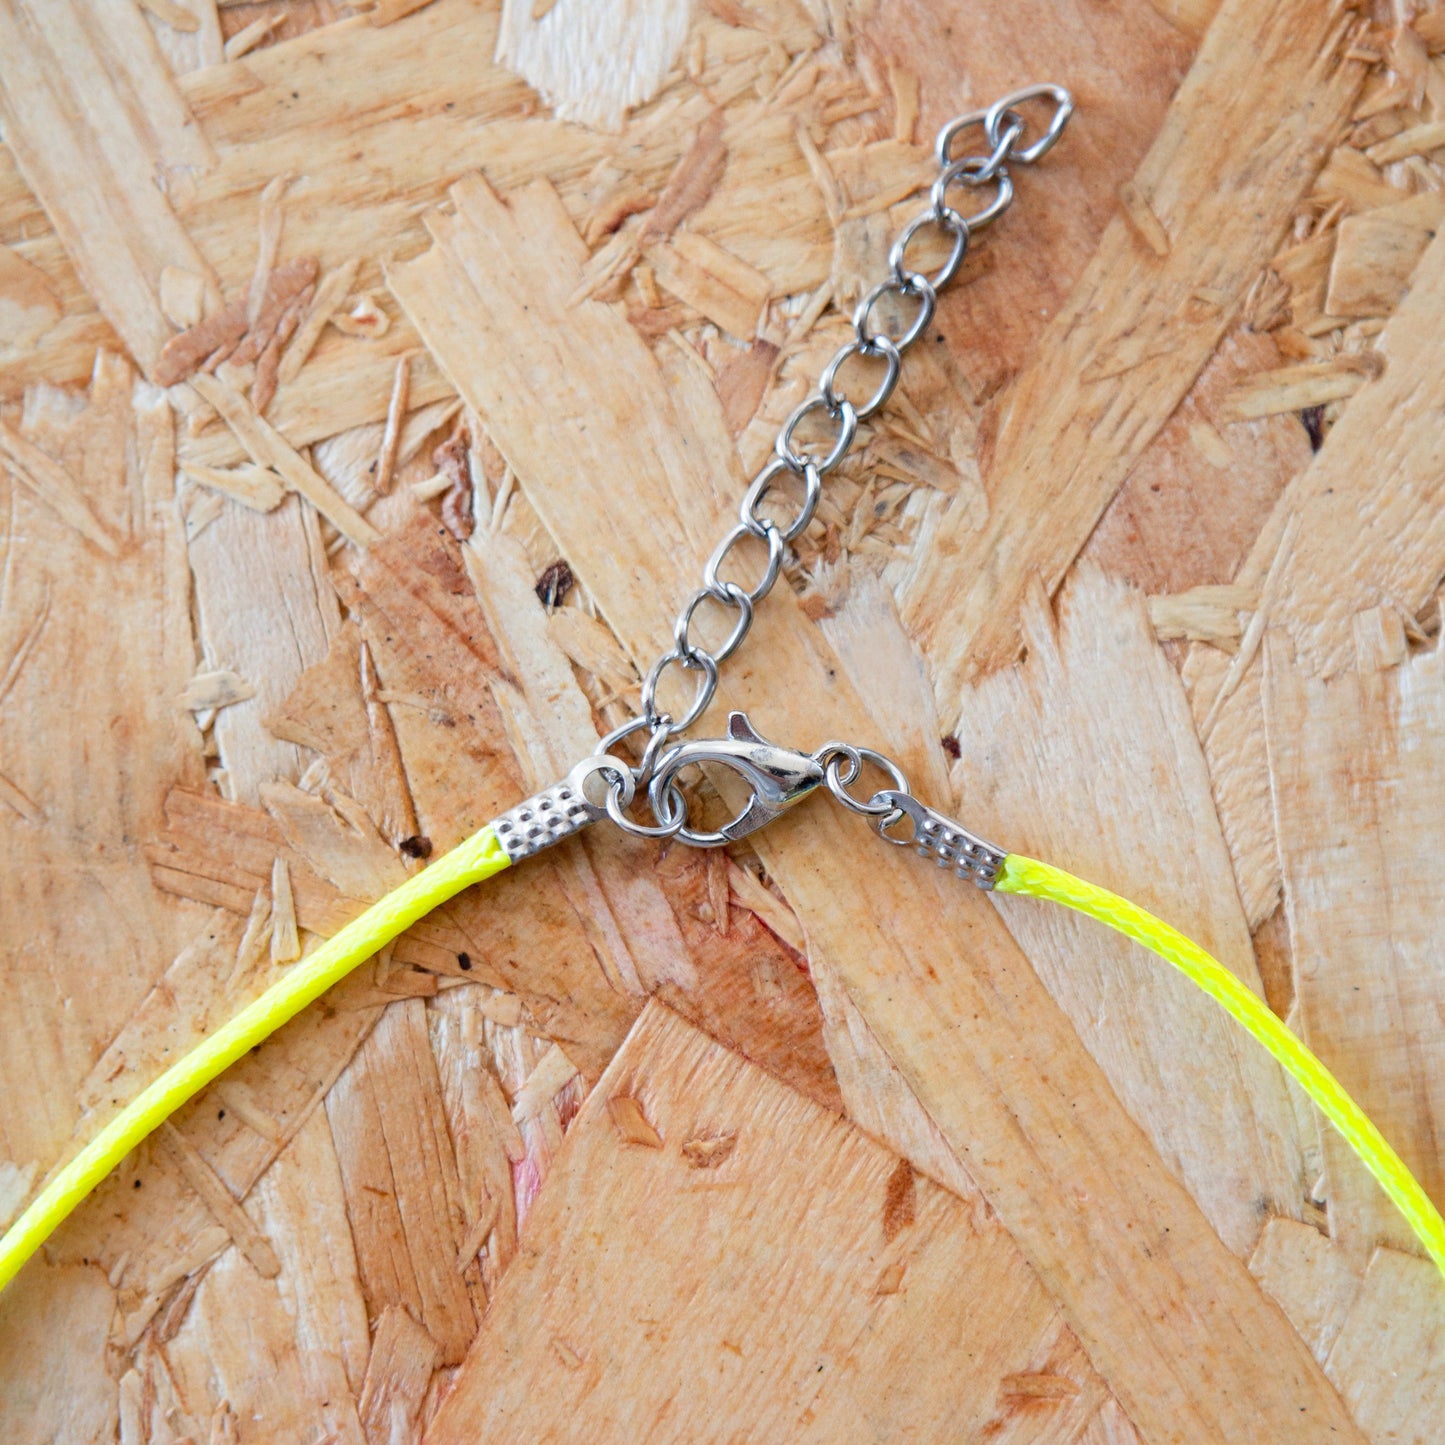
497;84;1073;875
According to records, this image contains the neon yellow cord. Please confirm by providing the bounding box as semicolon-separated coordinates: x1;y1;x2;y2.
7;827;1438;1296
0;824;511;1294
995;852;1445;1279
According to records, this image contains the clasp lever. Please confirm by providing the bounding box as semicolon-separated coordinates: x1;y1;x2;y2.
648;712;824;847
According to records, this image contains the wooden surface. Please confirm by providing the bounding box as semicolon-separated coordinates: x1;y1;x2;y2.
1;0;1443;1440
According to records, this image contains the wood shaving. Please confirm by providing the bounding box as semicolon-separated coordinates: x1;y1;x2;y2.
607;1095;664;1148
156;257;317;388
331;293;391;339
680;1132;737;1169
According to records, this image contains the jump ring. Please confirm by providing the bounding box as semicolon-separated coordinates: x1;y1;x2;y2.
776;395;858;474
596;713;661;759
605;774;686;839
853;273;937;352
819;336;901;421
818;744;911;817
741;456;821;544
640;648;719;736
930;163;1013;231
704;522;786;608
674;583;754;666
984;83;1073;165
889;208;969;291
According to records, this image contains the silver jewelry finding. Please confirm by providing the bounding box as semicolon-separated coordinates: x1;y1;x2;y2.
597;84;1072;810
553;84;1074;845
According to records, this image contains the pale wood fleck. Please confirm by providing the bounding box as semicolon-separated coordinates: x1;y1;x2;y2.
511;1042;580;1124
269;856;300;964
1218;352;1383;421
190;373;380;547
138;0;201;31
1325;191;1445;317
157;1123;282;1279
373;352;414;496
182;461;287;512
1118;179;1171;256
606;1094;663;1148
332;293;392;340
356;1305;440;1445
277;258;362;387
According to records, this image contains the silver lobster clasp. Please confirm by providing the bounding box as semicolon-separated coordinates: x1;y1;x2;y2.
648;712;824;847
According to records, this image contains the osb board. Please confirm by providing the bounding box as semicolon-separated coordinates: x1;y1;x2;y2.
0;0;1443;1440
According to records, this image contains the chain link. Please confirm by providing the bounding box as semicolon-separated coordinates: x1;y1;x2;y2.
599;83;1072;838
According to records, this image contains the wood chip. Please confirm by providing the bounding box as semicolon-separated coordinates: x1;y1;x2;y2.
1148;583;1256;648
1247;1217;1361;1363
270;856;300;964
1325;1248;1445;1437
356;1305;441;1445
251;288;310;415
277;257;361;386
888;61;919;144
179;669;255;710
223;13;282;62
424;1005;1112;1442
325;998;479;1364
715;337;778;431
681;1132;737;1169
0;243;61;350
211;1078;285;1145
373;351;414;496
607;1094;663;1148
1001;1373;1083;1400
881;1156;915;1241
137;0;200;32
160;266;207;330
248;176;290;328
725;860;805;954
367;0;438;25
1365;118;1445;165
156;257;317;387
646;231;770;338
1351;603;1407;672
1118;179;1171;256
1218;353;1383;422
476;1065;527;1164
510;1043;580;1124
873;1259;906;1295
474;989;524;1029
583;186;656;246
331;293;391;339
0;419;118;556
1313;145;1408;211
644;110;728;243
182;461;287;513
189;373;380;547
156;1123;281;1279
454;1194;502;1271
1325;191;1445;317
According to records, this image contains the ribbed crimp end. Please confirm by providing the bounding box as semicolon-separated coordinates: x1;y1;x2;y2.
493;779;596;862
914;811;1005;888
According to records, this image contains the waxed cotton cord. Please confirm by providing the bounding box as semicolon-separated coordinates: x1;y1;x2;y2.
0;825;511;1294
3;830;1440;1294
995;853;1445;1280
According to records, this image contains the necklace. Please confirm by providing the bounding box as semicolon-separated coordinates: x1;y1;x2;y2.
2;85;1441;1292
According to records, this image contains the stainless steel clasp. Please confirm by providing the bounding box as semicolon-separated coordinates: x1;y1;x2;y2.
648;711;825;847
